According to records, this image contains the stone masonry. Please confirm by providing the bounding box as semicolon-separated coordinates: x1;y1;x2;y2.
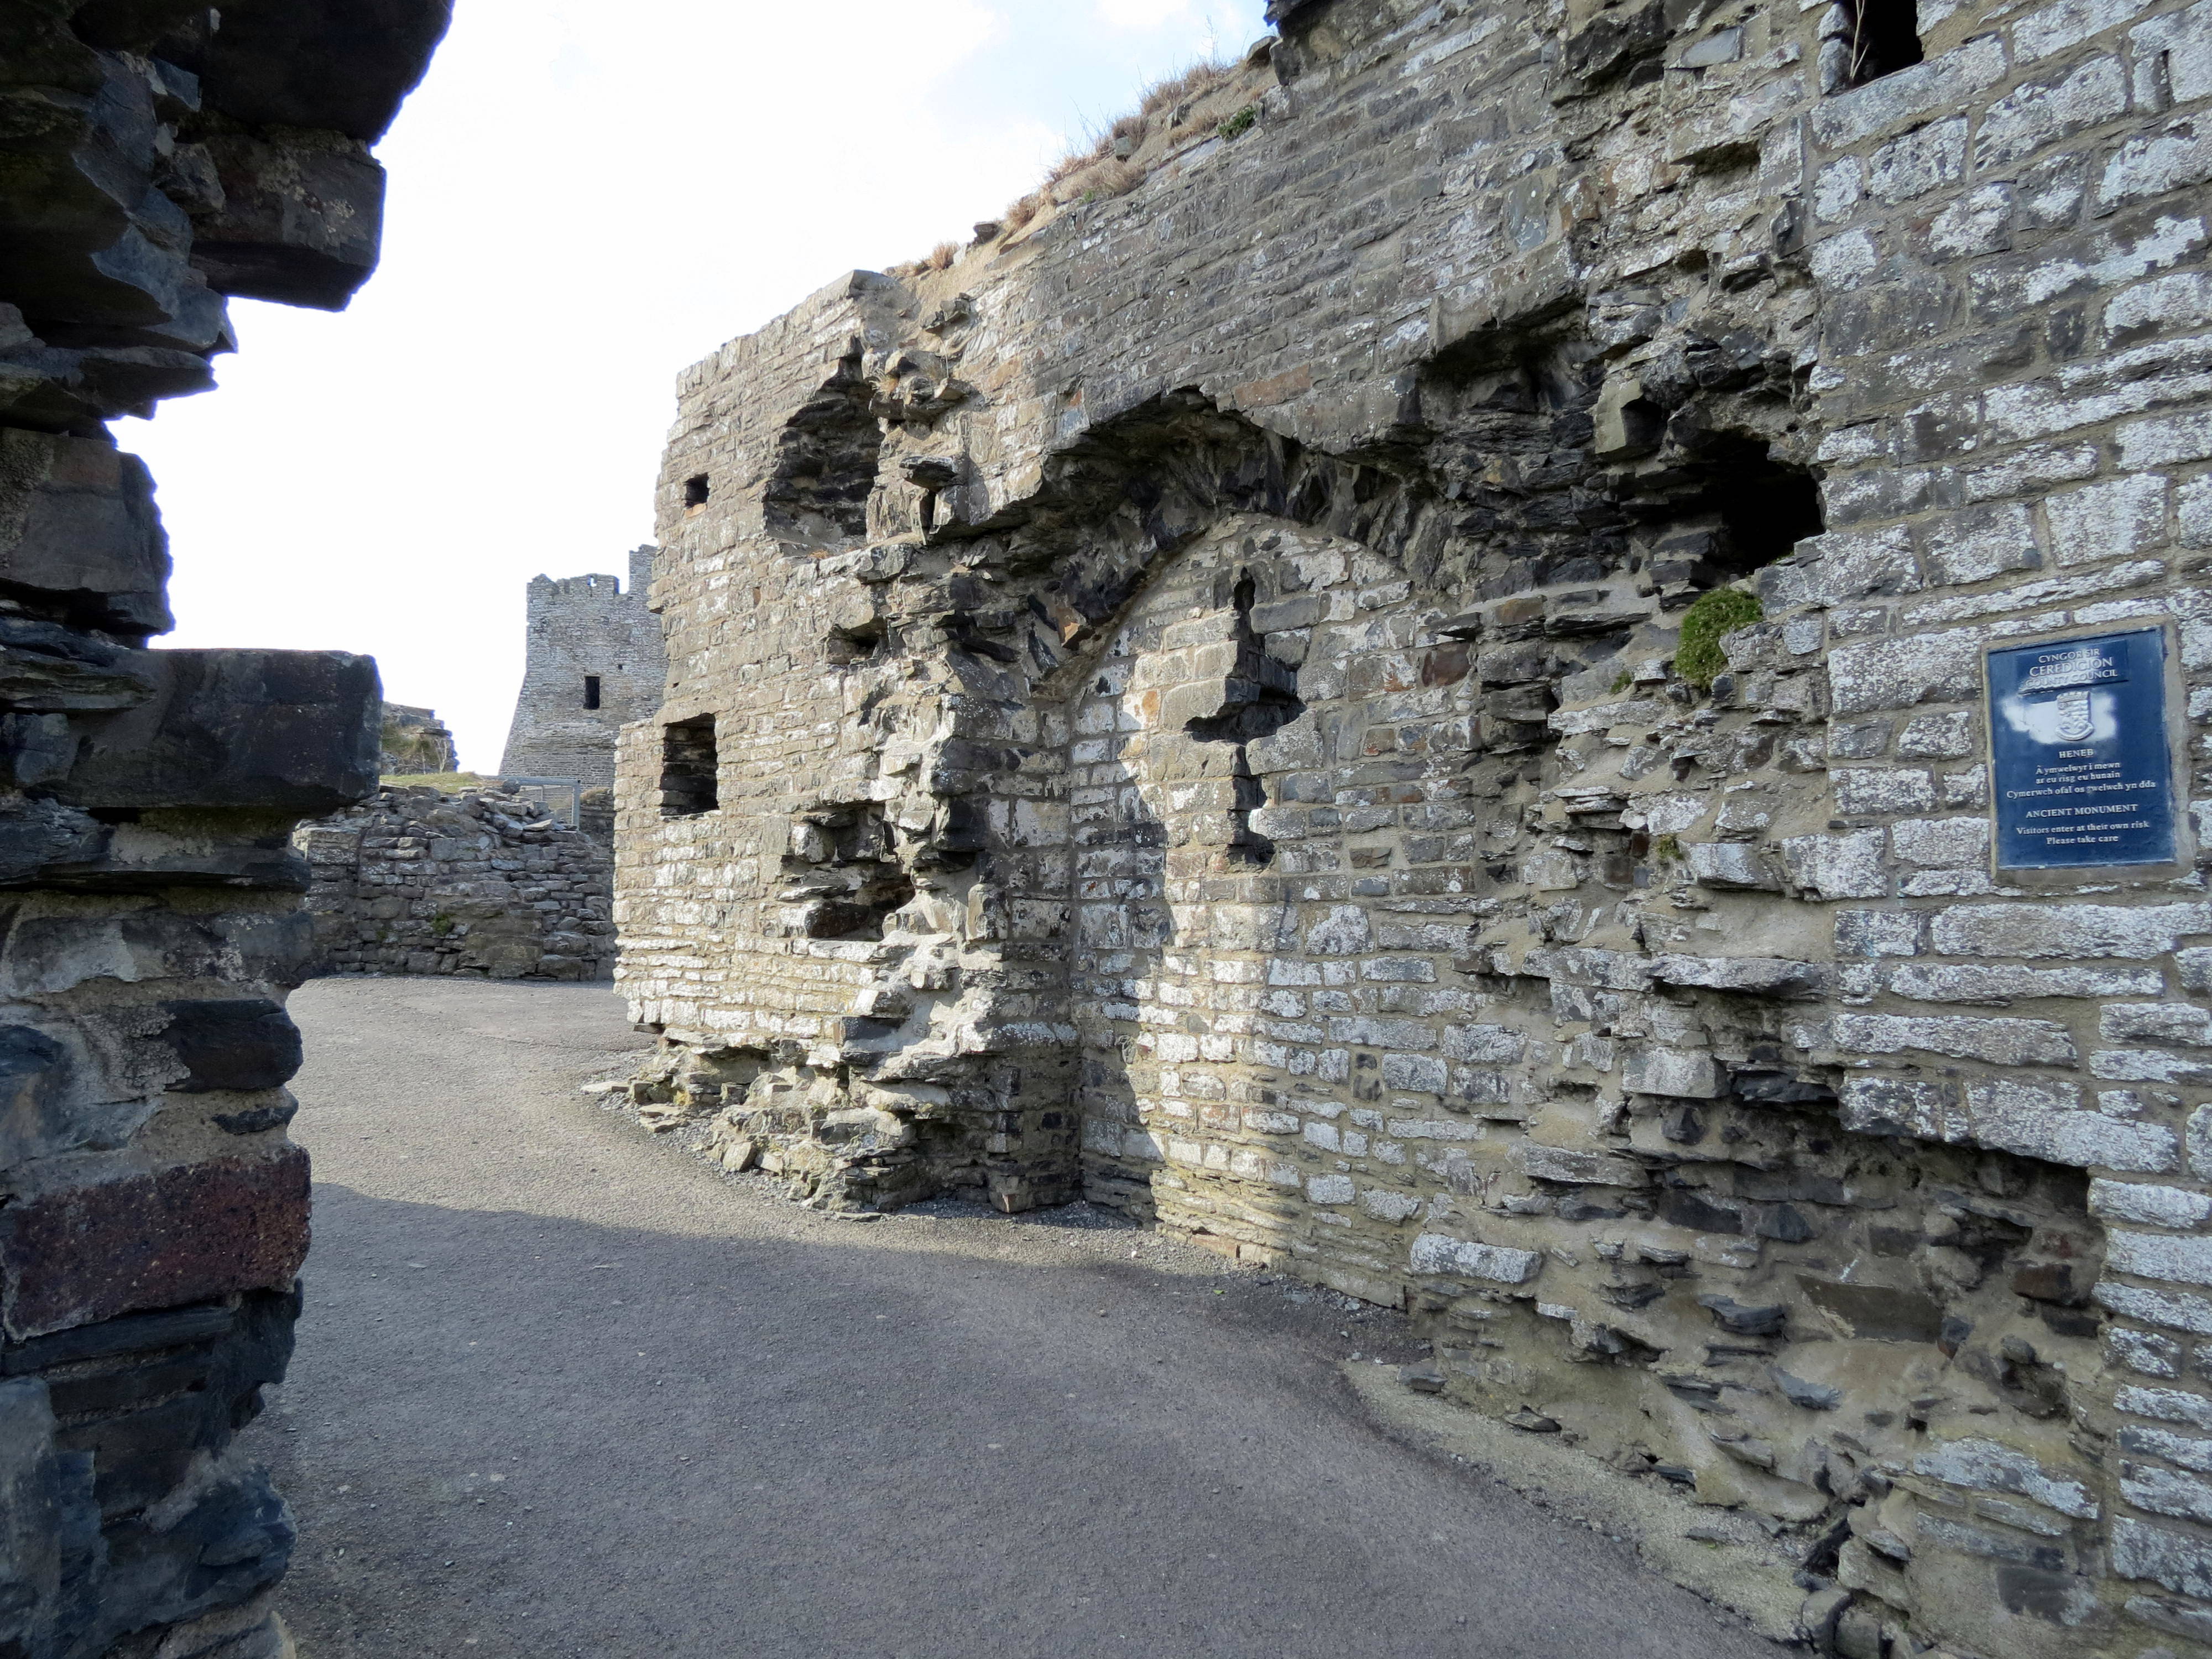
295;784;615;980
0;6;448;1658
498;545;665;791
617;2;2212;1655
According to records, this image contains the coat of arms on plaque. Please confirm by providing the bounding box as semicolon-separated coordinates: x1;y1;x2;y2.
2055;686;2095;742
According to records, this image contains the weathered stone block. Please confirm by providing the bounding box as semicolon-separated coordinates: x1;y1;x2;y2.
1931;902;2212;960
1686;841;1775;889
0;1147;309;1339
59;649;379;813
1408;1233;1541;1284
1624;1048;1723;1098
0;430;170;637
1782;830;1889;899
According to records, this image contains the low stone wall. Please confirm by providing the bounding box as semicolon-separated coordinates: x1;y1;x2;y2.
296;787;614;980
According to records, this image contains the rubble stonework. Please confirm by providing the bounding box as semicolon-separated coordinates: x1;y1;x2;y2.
0;5;448;1657
498;545;665;791
616;2;2212;1654
296;785;614;980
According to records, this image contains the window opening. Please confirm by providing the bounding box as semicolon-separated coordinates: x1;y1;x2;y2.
583;675;601;710
660;715;718;816
684;474;711;509
1843;1;1921;87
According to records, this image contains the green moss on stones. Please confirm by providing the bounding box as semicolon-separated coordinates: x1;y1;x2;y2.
1674;587;1763;690
1218;105;1258;139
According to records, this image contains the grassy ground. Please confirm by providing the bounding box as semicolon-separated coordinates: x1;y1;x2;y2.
380;772;497;792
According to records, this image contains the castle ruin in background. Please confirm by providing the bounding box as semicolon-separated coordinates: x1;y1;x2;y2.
615;2;2212;1654
498;545;664;791
0;3;450;1656
378;700;458;774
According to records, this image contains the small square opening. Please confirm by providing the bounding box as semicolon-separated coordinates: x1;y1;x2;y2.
583;674;601;710
684;474;711;509
660;714;718;817
1841;1;1922;87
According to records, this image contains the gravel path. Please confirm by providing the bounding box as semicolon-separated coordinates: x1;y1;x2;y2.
252;975;1784;1658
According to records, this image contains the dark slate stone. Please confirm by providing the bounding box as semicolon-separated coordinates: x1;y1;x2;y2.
57;648;381;813
0;431;171;638
1797;1277;1945;1344
0;1025;75;1169
158;999;302;1093
1;1301;233;1376
1773;1368;1843;1411
77;0;453;141
191;133;388;310
1696;1295;1787;1337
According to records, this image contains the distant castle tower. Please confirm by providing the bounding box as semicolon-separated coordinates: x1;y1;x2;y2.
499;545;665;791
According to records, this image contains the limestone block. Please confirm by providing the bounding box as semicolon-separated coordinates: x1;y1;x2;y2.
1408;1232;1542;1285
1510;1142;1645;1187
1686;840;1776;889
1624;1048;1723;1098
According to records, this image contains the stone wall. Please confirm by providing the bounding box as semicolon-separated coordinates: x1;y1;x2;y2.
296;785;614;980
498;546;665;790
615;2;2212;1655
0;6;448;1657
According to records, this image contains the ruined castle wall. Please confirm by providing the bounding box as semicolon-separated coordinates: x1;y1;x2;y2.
498;546;665;790
380;701;458;773
0;7;449;1656
619;2;2212;1654
296;786;614;980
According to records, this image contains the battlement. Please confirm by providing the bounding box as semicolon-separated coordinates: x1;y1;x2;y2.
499;547;666;792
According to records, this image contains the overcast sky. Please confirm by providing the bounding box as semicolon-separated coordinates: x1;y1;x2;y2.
116;0;1271;771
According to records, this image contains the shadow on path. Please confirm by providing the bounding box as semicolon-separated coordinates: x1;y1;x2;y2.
252;977;1782;1659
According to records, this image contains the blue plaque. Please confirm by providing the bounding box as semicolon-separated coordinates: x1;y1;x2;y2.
1989;628;2177;869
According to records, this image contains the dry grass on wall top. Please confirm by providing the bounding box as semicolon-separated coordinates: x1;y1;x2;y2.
891;56;1248;275
1673;587;1764;690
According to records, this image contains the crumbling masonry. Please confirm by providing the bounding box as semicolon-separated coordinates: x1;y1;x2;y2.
0;5;447;1657
618;2;2212;1654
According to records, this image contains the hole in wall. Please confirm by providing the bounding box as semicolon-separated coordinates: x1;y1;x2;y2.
1179;572;1307;864
804;874;917;940
1182;576;1305;744
659;715;718;816
764;357;883;549
826;621;884;666
582;675;601;710
1635;439;1825;592
684;474;711;509
779;804;917;939
1713;450;1825;578
1841;0;1922;87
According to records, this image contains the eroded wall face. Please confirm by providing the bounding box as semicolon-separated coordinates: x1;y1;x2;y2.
0;5;447;1655
622;1;2212;1653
